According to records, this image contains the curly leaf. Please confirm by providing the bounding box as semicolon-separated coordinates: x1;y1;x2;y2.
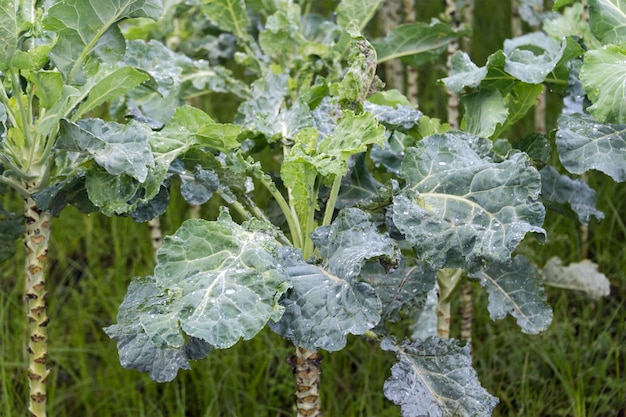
503;32;566;84
382;337;499;417
540;165;604;224
269;247;381;351
138;214;291;350
363;101;423;132
556;113;626;182
393;132;546;271
580;44;626;124
104;276;212;383
468;255;552;334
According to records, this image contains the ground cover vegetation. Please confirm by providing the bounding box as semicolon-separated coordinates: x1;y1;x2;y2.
0;0;624;416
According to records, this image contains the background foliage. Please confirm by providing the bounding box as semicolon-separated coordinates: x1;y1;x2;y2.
0;0;624;416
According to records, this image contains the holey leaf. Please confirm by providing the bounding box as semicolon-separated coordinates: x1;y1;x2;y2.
104;276;213;383
393;132;546;271
145;212;292;349
468;255;553;334
556;113;626;182
381;337;499;417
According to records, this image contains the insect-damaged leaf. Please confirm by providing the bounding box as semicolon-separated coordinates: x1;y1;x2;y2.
556;113;626;182
393;132;546;271
468;255;553;334
104;276;212;383
382;337;498;417
271;209;395;351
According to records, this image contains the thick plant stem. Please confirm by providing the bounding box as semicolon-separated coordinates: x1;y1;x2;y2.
148;217;163;262
23;195;51;417
292;347;322;417
459;281;473;345
436;268;464;340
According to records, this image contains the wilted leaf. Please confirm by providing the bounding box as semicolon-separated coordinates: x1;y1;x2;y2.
468;255;553;334
556;113;626;182
382;337;499;417
580;44;626;124
104;276;212;383
540;165;604;224
542;257;610;299
393;132;546;271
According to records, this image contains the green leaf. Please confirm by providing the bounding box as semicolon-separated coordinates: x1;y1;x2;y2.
58;119;154;182
363;101;423;132
554;0;575;9
44;0;163;83
382;337;499;417
439;51;488;94
0;0;17;71
74;67;149;119
335;0;383;31
142;213;291;350
104;276;213;383
0;202;22;262
468;255;553;334
540;165;604;225
588;0;626;43
556;113;626;182
373;20;464;66
85;168;141;215
503;32;567;84
169;160;220;205
203;0;250;41
393;132;546;271
461;90;509;138
269;247;381;351
580;44;626;124
542;257;610;300
496;82;545;136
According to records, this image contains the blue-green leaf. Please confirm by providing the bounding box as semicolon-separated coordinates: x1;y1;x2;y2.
468;255;553;334
393;132;546;271
556;113;626;182
104;276;212;383
503;32;566;84
382;337;499;417
0;202;22;262
269;247;381;351
336;153;383;209
139;213;291;350
542;257;610;300
540;165;604;224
